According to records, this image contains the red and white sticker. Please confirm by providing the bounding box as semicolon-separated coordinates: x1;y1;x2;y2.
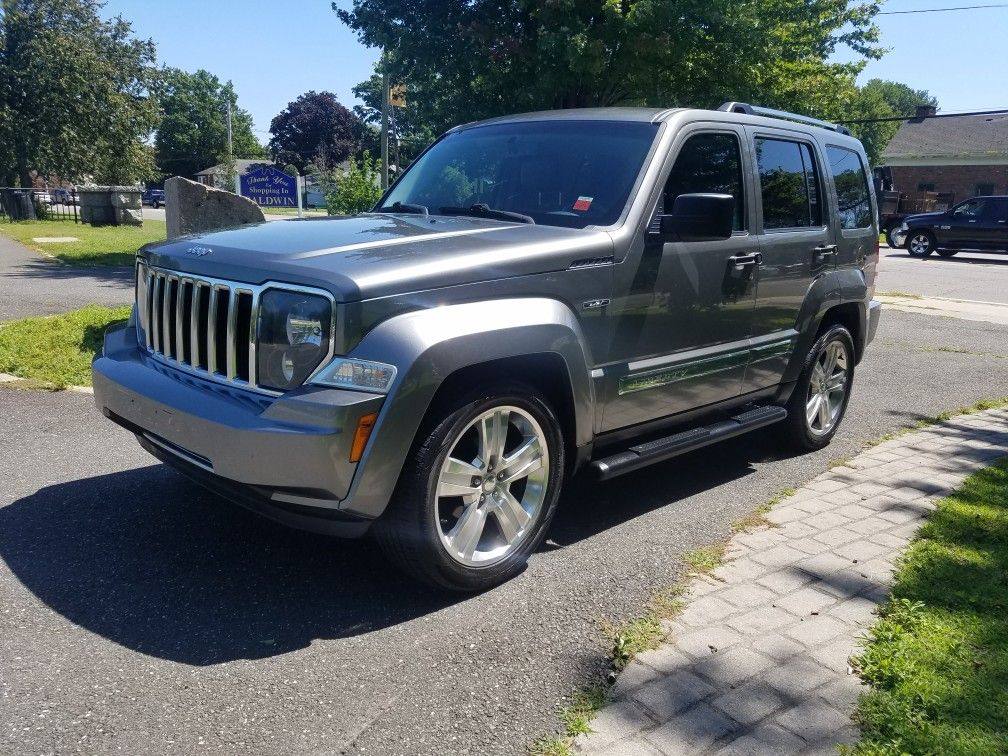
573;196;593;212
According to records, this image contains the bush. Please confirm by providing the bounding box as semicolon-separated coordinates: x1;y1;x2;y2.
316;151;382;216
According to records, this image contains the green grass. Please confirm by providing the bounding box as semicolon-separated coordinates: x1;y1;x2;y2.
848;459;1008;755
527;686;609;756
0;218;165;265
0;305;130;387
866;397;1008;448
732;487;796;532
876;290;923;300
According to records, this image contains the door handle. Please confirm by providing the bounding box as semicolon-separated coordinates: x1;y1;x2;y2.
728;252;762;269
813;244;837;261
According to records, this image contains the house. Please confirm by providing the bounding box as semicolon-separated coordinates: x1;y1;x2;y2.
194;159;273;188
880;105;1008;204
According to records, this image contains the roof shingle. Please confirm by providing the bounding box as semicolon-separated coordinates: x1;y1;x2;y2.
882;113;1008;162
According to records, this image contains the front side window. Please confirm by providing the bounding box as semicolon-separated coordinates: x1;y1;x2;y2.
662;132;746;231
826;146;873;229
952;198;986;218
380;120;658;229
755;137;822;229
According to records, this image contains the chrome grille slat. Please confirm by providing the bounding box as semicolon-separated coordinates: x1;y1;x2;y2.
134;264;336;397
207;285;220;375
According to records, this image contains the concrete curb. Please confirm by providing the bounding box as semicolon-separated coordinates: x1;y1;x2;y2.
576;408;1008;755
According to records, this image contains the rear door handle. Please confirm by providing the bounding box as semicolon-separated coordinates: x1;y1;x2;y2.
814;244;838;260
728;252;762;269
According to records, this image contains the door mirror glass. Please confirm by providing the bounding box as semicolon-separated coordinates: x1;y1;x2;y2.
659;193;735;242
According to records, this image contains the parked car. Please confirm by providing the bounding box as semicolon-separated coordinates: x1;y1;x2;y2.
142;188;166;208
93;103;881;591
49;188;75;205
899;195;1008;257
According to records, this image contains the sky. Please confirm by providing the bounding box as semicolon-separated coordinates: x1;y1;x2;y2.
102;0;1008;145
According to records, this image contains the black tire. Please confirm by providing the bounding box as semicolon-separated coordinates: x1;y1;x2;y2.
375;382;565;591
780;325;855;452
906;229;935;257
936;248;958;258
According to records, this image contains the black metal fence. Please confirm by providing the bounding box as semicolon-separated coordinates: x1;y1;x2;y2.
0;188;79;223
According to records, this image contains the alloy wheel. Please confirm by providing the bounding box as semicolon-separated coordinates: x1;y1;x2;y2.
434;405;550;567
805;341;849;436
909;233;932;256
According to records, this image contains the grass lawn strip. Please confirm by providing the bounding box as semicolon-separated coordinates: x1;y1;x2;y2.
0;218;165;266
848;458;1008;755
0;305;130;388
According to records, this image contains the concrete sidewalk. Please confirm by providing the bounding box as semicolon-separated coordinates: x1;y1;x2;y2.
0;233;132;320
877;292;1008;326
577;408;1008;755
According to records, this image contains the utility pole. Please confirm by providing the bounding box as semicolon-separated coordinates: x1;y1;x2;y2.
227;98;238;193
381;53;390;190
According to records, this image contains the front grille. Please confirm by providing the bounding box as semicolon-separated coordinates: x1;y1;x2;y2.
135;262;334;394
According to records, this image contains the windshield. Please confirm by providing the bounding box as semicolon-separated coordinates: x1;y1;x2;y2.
379;120;659;229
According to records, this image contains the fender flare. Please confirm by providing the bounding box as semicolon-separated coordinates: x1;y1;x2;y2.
340;298;594;519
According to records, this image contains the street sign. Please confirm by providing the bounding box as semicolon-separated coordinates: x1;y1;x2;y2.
389;83;406;108
239;166;297;208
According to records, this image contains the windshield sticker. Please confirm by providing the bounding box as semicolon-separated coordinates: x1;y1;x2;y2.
573;196;593;212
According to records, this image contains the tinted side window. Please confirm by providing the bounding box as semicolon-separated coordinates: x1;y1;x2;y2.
952;198;986;218
756;138;822;229
664;132;745;231
826;146;873;229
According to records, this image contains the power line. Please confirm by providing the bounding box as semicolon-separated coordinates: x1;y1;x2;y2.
878;3;1008;14
838;107;1008;124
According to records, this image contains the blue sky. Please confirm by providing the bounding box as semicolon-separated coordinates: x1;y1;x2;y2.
103;0;1007;144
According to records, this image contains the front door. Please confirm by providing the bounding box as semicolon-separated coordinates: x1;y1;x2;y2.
744;129;835;392
944;197;988;248
602;126;757;431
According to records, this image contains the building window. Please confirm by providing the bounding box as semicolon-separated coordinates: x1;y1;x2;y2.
975;183;995;196
917;182;936;192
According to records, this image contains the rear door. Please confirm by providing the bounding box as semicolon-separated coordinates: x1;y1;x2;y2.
743;128;835;392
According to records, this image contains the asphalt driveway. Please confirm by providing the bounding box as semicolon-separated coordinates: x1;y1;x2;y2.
3;304;1008;755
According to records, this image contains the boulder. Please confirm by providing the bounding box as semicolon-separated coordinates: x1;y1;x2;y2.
77;185;143;226
165;177;265;240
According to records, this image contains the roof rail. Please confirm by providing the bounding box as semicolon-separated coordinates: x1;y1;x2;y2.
717;102;853;137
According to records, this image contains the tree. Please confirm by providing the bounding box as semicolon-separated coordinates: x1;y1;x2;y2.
268;91;363;174
153;68;264;181
313;150;382;215
0;0;160;186
351;69;436;167
836;80;938;166
863;79;936;118
335;0;884;138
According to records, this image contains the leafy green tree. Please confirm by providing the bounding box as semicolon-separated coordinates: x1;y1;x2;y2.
314;151;382;215
335;0;884;137
268;90;363;174
863;79;936;118
351;68;436;166
0;0;160;186
153;68;264;180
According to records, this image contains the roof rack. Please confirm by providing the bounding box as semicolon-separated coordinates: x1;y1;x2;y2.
717;102;853;137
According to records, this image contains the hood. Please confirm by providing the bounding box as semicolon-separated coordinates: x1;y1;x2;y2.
902;210;947;225
141;214;614;301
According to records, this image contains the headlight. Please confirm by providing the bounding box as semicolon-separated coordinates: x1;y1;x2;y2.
257;290;331;391
310;357;397;393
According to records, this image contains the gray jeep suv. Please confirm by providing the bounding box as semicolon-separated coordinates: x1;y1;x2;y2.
93;103;882;591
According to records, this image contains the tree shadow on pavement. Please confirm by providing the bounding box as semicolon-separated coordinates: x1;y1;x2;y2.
0;464;461;666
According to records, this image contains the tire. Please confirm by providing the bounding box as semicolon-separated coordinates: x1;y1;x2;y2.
906;230;935;257
781;325;855;452
884;225;904;249
936;248;958;258
375;382;565;591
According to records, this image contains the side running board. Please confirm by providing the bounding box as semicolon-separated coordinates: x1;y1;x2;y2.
589;405;788;481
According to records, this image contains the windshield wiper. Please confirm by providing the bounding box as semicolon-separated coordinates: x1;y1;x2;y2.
439;204;535;225
375;201;429;215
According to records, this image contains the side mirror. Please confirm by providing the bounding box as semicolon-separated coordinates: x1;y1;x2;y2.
658;193;735;242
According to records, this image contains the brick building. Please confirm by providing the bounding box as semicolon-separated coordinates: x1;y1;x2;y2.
881;105;1008;204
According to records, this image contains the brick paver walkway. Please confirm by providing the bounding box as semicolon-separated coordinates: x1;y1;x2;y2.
577;408;1008;755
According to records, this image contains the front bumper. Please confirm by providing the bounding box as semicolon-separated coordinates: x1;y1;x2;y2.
92;322;385;536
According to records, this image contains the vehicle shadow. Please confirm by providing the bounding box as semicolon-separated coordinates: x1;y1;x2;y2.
0;464;461;666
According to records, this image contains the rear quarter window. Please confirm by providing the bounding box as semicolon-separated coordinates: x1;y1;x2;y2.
825;146;873;229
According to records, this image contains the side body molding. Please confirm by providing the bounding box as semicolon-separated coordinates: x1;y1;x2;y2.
340;298;595;519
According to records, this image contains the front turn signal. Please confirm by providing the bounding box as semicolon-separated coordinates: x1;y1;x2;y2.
350;413;378;462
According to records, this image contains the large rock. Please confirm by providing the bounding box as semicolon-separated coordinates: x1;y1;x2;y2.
78;185;143;226
165;177;265;239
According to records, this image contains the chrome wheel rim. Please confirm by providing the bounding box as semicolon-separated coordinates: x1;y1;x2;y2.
909;234;931;255
434;405;549;567
890;229;906;247
806;341;849;437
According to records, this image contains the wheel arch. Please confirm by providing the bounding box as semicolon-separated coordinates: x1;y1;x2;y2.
340;298;594;519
